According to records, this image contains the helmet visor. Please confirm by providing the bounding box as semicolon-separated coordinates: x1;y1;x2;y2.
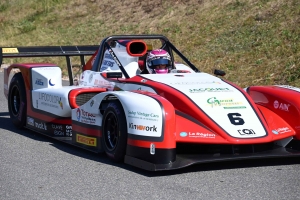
150;59;171;69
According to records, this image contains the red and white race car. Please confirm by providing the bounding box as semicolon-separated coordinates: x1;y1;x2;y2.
2;35;300;171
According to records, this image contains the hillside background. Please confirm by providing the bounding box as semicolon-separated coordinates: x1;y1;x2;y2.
0;0;299;88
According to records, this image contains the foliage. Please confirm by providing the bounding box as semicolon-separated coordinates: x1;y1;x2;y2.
0;0;299;87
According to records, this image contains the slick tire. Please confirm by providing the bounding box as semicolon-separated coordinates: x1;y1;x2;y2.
102;101;127;162
8;73;27;129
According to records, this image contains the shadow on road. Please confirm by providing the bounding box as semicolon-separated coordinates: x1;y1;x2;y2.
1;107;300;176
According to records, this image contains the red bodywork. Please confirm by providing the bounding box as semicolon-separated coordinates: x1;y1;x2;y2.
247;86;300;140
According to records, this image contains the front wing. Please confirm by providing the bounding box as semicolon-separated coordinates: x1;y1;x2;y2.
125;139;300;171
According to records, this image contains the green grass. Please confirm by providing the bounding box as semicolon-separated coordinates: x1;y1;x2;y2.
0;0;299;87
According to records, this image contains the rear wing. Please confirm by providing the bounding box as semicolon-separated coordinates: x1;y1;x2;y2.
1;45;99;85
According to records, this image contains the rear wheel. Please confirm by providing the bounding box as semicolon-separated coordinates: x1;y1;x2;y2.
102;101;127;162
8;73;27;128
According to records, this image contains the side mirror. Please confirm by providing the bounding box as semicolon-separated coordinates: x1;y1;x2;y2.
214;69;226;76
106;72;123;78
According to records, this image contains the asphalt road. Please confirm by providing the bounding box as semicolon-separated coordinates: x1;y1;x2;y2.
1;71;300;200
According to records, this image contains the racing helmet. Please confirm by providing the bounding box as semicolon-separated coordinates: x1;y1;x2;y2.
146;49;172;74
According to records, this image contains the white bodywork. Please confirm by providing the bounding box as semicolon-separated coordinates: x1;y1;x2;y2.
71;91;164;137
115;73;267;139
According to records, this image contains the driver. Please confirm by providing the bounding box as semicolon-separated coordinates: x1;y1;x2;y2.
145;49;172;74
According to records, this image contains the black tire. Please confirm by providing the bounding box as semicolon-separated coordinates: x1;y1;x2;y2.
101;101;127;162
8;73;27;129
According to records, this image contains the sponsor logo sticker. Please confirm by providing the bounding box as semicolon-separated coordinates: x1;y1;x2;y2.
187;132;216;138
207;97;244;108
38;93;63;109
2;48;19;53
273;127;291;134
76;108;96;124
127;110;159;121
27;117;34;126
180;132;188;137
35;122;47;130
238;129;255;135
189;88;232;93
76;108;81;121
49;79;55;86
170;81;222;85
76;134;97;147
273;100;290;111
35;79;44;86
129;123;157;132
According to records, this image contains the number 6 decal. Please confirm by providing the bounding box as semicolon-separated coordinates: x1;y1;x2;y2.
227;113;245;125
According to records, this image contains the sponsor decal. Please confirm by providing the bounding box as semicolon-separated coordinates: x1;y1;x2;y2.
129;123;157;132
52;124;63;130
94;79;112;88
189;88;232;93
49;79;55;86
272;127;291;134
76;134;97;147
35;121;47;130
238;129;255;135
207;97;243;108
2;48;18;53
27;117;34;126
180;132;188;137
150;143;155;155
36;67;57;70
223;106;246;109
104;53;113;59
38;93;63;109
186;132;216;138
76;108;81;121
90;99;94;107
128;110;159;121
273;100;290;111
88;73;93;83
76;108;96;124
80;81;87;86
54;130;64;136
35;79;44;86
170;81;222;85
66;125;72;136
51;124;66;136
103;60;114;67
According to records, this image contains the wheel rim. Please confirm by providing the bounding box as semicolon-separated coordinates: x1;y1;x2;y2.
103;112;119;151
10;85;21;116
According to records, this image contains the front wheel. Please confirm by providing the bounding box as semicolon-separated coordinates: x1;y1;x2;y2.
101;101;127;162
8;73;27;128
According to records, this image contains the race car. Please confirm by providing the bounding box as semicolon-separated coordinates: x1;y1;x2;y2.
2;35;300;171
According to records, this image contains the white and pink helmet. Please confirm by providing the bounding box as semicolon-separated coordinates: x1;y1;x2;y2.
146;49;172;74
